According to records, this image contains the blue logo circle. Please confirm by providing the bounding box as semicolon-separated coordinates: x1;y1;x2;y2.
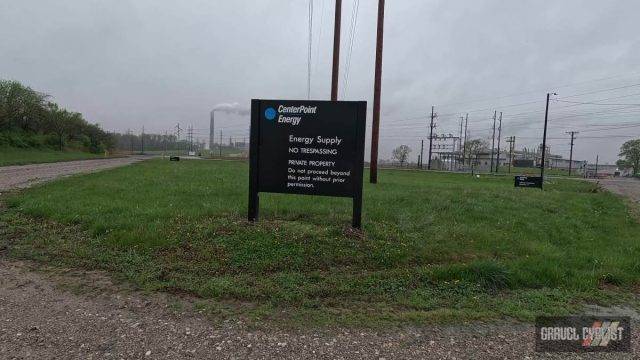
264;107;276;120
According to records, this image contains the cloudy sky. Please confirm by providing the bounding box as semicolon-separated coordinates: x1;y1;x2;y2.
1;0;639;164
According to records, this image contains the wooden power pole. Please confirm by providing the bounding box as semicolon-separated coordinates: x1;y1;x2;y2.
540;93;555;188
369;0;386;183
490;110;497;172
463;113;468;166
331;0;342;101
566;131;578;176
506;136;515;173
495;111;503;173
427;106;436;170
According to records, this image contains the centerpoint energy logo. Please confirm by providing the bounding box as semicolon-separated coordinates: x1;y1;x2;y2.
535;316;630;353
266;104;318;126
264;107;276;121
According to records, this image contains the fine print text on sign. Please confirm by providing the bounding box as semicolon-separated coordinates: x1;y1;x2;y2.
514;175;543;188
248;99;367;228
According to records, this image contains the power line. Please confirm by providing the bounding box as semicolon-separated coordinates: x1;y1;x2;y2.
342;0;360;96
555;99;640;106
383;81;640;126
307;0;313;99
313;0;325;79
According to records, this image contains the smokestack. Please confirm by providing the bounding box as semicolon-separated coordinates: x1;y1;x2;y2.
209;103;249;150
209;110;215;150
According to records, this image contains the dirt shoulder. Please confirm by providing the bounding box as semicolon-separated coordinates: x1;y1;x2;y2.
0;156;146;192
3;259;637;359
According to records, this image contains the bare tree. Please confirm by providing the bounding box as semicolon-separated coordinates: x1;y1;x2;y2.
392;145;412;167
463;138;488;165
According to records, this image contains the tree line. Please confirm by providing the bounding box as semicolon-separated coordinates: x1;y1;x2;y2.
112;132;204;153
0;79;114;153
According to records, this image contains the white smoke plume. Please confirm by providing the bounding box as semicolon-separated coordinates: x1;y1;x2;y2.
212;102;250;116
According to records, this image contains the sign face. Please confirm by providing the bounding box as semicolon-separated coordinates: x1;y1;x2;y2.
248;99;367;227
514;175;543;188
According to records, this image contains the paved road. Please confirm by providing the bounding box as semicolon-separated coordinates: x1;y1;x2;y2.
0;157;146;192
595;177;640;202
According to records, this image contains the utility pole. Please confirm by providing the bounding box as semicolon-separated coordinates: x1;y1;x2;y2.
595;155;599;178
175;124;182;141
463;113;468;166
540;92;555;188
490;110;497;173
419;139;424;169
495;112;503;173
566;131;578;176
175;123;182;154
140;126;145;155
427;106;437;170
458;116;464;170
331;0;342;101
369;0;385;184
219;130;222;158
506;136;515;173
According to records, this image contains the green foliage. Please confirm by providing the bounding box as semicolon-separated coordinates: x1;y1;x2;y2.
0;79;114;152
4;160;640;325
619;139;640;175
0;147;104;166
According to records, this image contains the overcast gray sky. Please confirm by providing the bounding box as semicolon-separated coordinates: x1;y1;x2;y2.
1;0;639;164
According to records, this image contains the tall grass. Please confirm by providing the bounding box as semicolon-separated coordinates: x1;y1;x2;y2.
4;159;639;324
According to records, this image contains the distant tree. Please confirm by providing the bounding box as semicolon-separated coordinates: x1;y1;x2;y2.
616;158;630;170
392;145;411;167
618;139;640;176
463;138;489;164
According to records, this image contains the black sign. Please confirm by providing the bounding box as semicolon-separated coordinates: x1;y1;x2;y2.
248;99;367;228
514;175;543;188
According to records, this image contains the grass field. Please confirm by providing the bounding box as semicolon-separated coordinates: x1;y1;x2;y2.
3;159;640;326
0;147;105;166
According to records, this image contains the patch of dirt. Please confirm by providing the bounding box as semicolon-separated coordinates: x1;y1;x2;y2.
0;259;638;359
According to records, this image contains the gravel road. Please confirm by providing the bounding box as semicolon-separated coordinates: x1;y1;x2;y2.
0;157;145;192
595;177;640;203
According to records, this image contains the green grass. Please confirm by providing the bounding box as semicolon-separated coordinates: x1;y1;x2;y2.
0;147;106;166
2;159;640;326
